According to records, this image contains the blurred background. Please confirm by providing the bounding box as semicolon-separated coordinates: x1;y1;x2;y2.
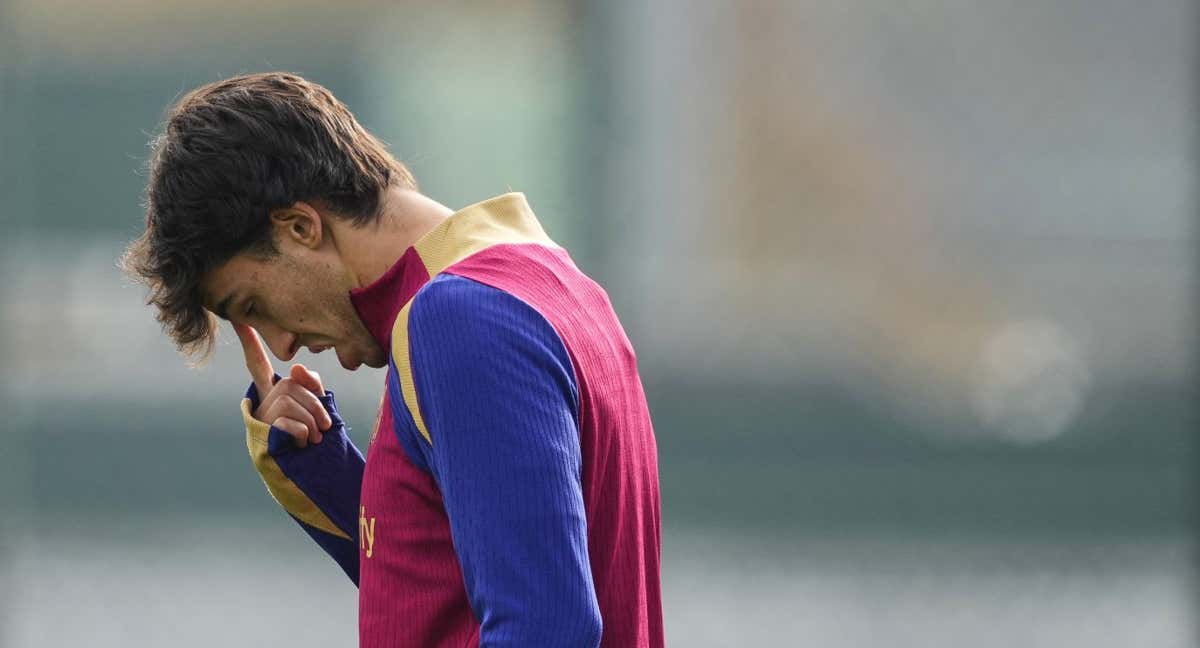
0;1;1194;646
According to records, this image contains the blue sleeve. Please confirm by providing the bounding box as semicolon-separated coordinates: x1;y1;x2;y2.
242;380;364;585
406;274;602;647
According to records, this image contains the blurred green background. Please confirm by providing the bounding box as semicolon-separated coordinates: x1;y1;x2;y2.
1;1;1194;646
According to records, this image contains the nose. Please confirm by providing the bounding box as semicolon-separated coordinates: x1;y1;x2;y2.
256;323;298;362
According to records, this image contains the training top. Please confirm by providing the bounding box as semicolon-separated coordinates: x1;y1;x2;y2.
237;193;663;647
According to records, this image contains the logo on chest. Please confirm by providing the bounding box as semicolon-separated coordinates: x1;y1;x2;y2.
359;506;377;558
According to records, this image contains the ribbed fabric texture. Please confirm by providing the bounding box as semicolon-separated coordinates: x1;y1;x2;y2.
358;392;480;647
407;275;601;646
443;244;663;648
245;194;662;646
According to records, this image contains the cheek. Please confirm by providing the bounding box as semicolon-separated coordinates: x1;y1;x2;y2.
314;289;358;337
266;291;319;331
278;264;358;338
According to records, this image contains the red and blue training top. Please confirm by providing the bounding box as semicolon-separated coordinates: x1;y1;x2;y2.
238;193;664;647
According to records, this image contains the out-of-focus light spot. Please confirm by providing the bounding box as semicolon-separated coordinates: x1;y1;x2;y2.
972;320;1091;444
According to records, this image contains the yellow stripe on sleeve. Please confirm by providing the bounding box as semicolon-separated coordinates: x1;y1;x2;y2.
389;302;432;445
387;192;557;447
240;398;351;540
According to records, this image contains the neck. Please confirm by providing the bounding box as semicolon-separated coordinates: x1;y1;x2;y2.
330;186;453;288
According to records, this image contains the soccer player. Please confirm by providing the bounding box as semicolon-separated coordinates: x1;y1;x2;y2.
121;72;663;647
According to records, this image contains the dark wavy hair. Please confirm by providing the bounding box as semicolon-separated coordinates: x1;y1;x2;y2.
121;72;415;362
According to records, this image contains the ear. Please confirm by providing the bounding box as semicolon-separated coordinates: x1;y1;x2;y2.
269;201;324;250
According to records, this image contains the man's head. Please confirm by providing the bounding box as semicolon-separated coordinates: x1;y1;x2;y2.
122;72;414;369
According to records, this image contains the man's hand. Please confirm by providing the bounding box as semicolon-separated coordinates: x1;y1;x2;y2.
235;323;332;448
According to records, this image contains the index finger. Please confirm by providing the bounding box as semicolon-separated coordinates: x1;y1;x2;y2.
234;323;275;397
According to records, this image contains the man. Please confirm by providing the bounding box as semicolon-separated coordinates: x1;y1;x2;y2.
121;72;663;647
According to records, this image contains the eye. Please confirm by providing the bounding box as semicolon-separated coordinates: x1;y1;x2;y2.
244;302;256;318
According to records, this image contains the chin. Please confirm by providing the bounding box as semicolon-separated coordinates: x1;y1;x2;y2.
334;347;359;371
335;346;384;371
334;339;387;370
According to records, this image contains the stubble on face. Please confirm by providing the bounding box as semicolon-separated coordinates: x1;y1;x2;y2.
208;250;385;370
278;253;385;369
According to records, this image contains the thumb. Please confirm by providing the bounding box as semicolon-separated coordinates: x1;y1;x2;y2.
290;362;325;395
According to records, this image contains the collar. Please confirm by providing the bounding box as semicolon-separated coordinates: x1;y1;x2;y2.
348;192;552;349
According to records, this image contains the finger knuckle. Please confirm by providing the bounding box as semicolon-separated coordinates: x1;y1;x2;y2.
283;401;315;426
286;383;312;400
281;398;300;414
